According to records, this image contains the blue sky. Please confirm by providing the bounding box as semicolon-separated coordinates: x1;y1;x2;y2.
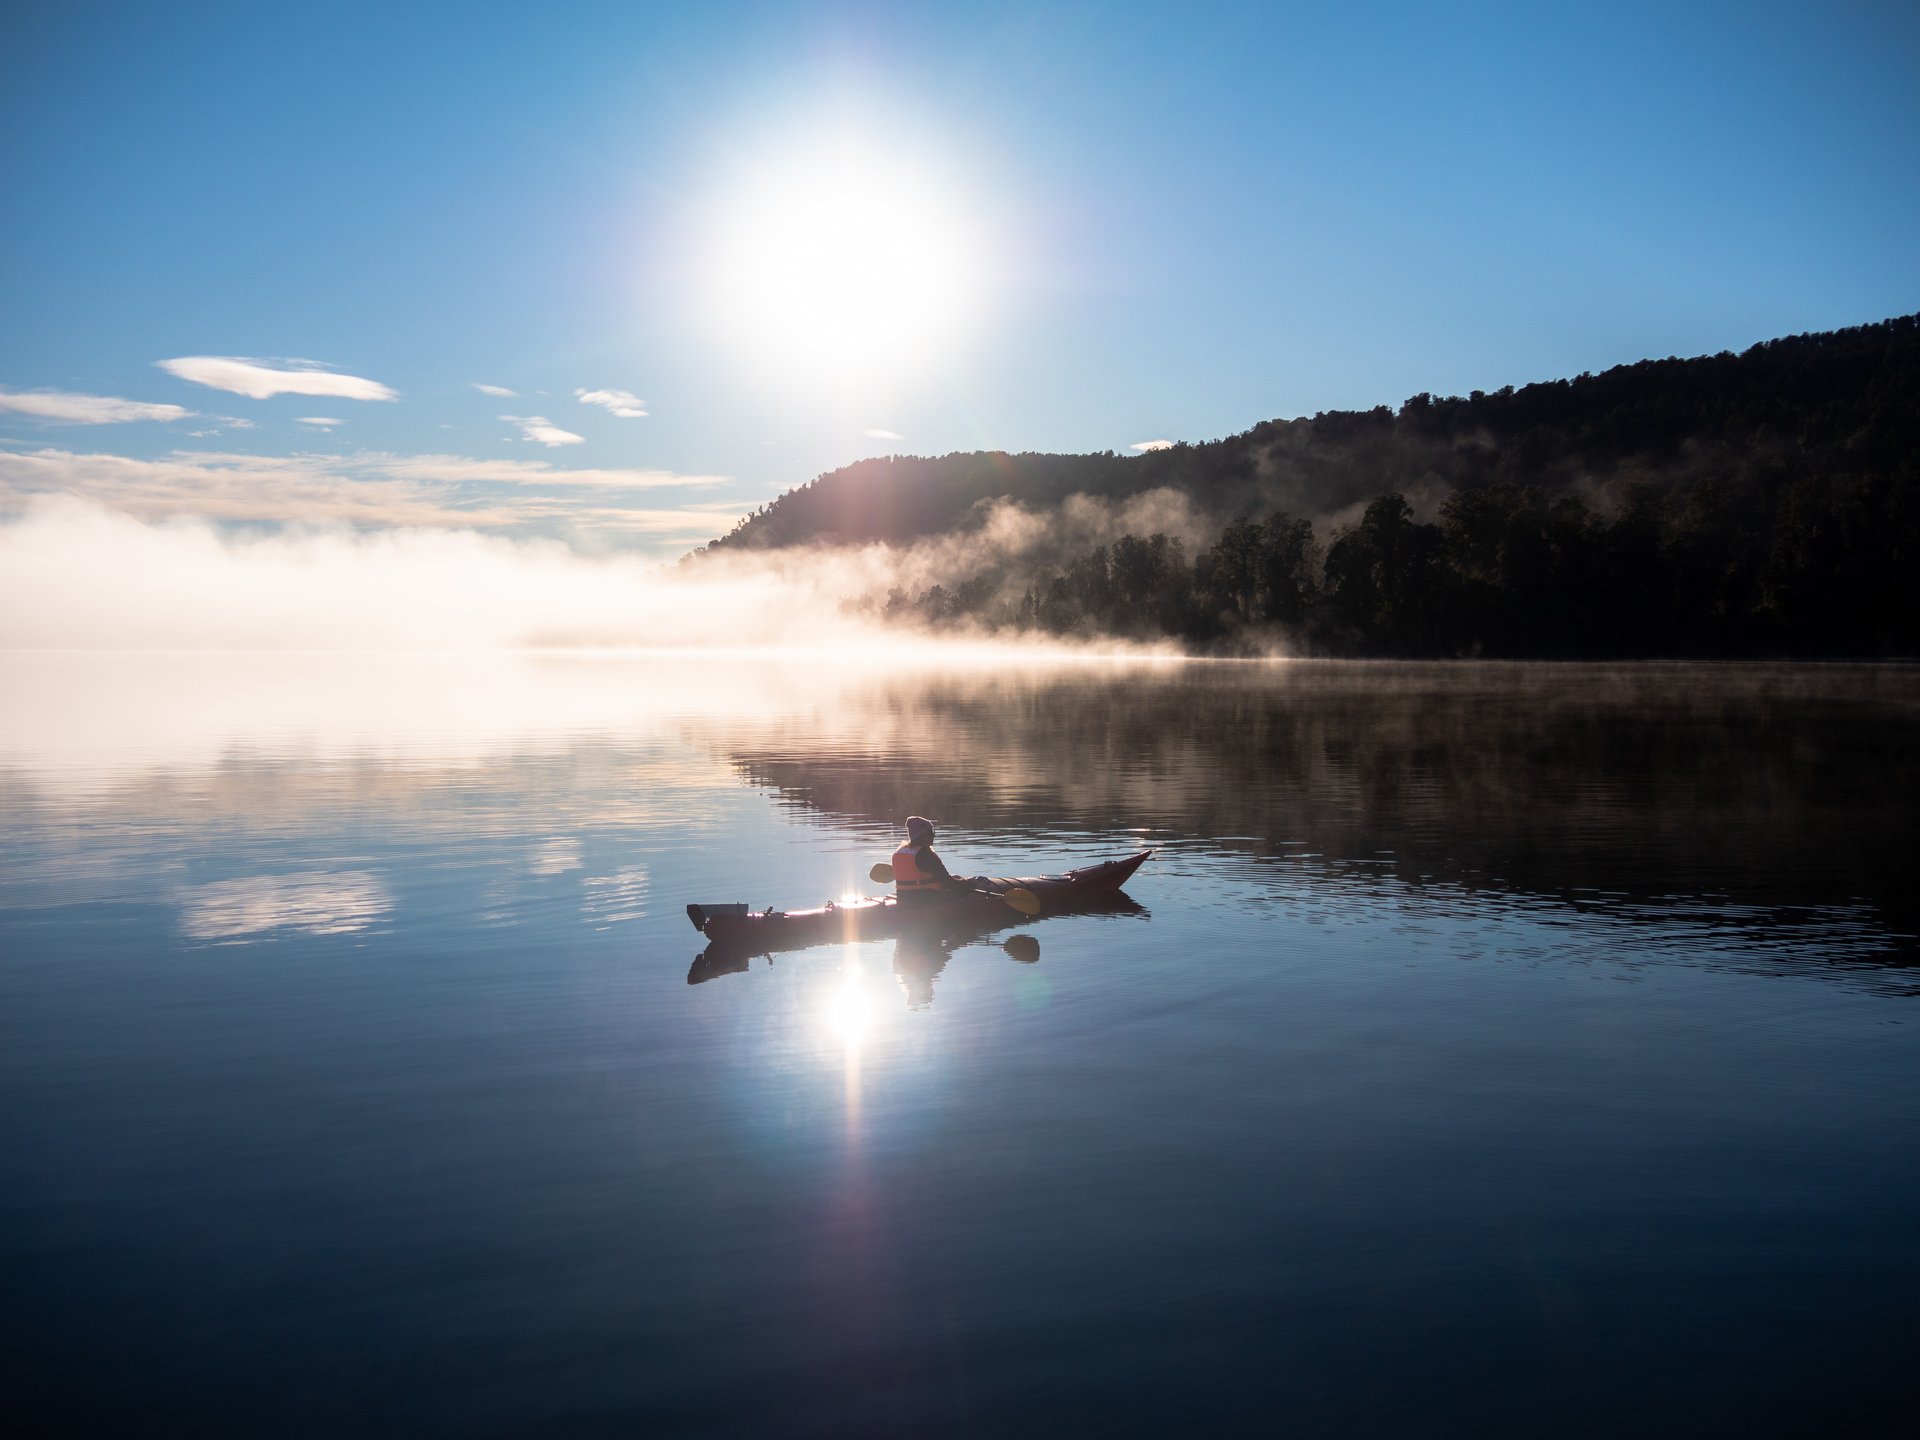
2;0;1916;553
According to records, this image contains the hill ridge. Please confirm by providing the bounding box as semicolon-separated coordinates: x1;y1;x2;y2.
696;314;1919;657
700;312;1918;555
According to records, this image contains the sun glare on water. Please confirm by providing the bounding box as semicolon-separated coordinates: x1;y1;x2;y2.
826;960;873;1048
703;132;988;390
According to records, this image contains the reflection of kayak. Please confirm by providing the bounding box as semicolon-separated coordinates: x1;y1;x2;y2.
687;889;1148;985
686;850;1151;954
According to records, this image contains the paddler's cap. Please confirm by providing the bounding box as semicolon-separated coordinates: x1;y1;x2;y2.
906;815;935;842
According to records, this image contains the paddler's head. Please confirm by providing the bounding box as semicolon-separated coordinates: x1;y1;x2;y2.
906;815;935;845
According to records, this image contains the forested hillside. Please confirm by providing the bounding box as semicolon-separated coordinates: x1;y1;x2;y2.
697;315;1920;656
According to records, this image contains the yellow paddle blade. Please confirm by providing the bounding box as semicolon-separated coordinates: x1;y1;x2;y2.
1003;886;1041;917
869;862;894;884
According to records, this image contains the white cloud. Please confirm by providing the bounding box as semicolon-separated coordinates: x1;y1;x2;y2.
1130;439;1175;452
472;382;517;398
574;388;647;419
297;417;343;428
186;416;257;439
0;447;500;529
0;387;192;425
863;428;903;441
0;446;732;537
157;356;398;402
502;414;585;447
373;454;721;488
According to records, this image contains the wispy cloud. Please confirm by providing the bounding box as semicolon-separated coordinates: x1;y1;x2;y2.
863;427;903;441
186;416;257;438
0;446;731;537
373;454;720;488
502;415;585;447
0;448;504;529
297;416;342;428
0;387;192;425
504;502;736;536
472;382;517;398
157;356;398;402
1130;439;1174;452
575;388;647;419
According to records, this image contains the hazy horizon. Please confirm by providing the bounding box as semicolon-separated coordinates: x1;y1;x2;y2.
5;2;1918;612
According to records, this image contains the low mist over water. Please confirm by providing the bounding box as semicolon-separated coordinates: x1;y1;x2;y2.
3;655;1916;1434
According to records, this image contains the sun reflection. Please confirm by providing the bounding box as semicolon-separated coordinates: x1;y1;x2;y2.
823;947;872;1136
825;958;873;1049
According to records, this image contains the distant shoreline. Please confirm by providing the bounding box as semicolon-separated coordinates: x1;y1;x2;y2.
697;314;1919;661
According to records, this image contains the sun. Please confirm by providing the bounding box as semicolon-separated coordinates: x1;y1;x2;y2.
703;134;987;391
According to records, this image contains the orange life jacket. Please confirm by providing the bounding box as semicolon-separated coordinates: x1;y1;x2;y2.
892;842;942;895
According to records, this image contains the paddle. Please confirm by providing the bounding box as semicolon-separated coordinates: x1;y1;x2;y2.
868;862;1041;917
997;888;1043;917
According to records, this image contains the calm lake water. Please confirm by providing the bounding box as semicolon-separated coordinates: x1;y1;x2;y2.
3;654;1916;1436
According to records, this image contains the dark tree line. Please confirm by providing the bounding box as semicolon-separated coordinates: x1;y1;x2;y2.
872;468;1918;656
700;314;1920;656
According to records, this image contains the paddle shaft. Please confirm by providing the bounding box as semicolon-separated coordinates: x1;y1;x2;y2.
868;862;1038;916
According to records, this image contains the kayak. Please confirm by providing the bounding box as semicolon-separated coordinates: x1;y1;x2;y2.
686;850;1152;953
687;849;1151;954
687;888;1148;986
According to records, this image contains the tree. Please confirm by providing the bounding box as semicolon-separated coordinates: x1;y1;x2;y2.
1323;495;1448;654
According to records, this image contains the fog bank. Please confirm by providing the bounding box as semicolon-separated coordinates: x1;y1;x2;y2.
0;497;880;650
0;495;1193;653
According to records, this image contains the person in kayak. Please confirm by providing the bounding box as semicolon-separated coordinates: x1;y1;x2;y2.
892;815;971;903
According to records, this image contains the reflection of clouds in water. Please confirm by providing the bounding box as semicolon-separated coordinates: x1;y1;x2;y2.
179;870;390;942
530;837;583;875
478;874;516;926
2;741;720;905
584;866;649;926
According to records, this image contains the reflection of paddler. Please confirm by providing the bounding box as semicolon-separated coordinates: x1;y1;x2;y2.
890;932;1044;1008
890;815;971;902
891;932;953;1008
